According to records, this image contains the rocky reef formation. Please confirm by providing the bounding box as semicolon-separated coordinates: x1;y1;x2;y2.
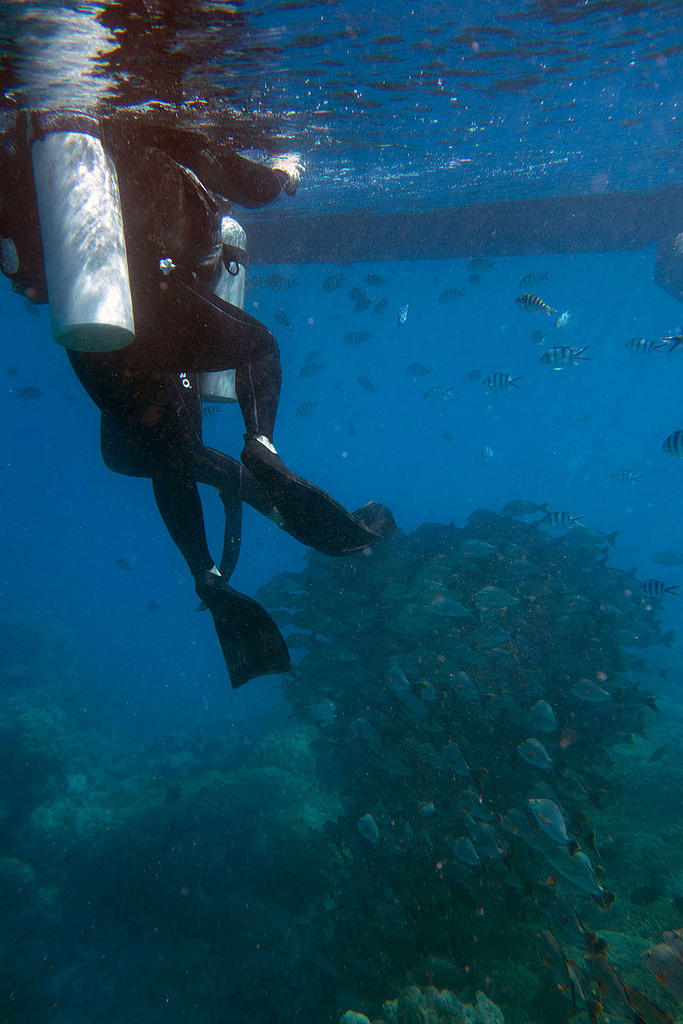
1;511;681;1023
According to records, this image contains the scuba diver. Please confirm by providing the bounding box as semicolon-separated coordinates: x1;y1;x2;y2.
0;108;395;688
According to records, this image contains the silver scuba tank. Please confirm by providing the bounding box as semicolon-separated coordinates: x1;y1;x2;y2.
199;215;248;404
30;130;135;352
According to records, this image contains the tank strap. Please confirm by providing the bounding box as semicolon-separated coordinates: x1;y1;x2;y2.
28;109;101;143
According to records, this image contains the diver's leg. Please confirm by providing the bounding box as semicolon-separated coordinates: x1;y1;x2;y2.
152;471;214;578
190;447;275;580
152;463;289;688
191;447;274;517
69;348;287;686
130;280;283;443
233;339;281;442
163;441;289;687
130;284;390;557
177;281;283;442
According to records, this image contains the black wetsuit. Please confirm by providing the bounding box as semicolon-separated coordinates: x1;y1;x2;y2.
1;111;394;686
1;110;292;580
66;283;281;578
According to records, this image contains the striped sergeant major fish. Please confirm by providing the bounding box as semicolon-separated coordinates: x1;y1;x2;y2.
662;333;683;352
438;287;466;303
423;385;456;401
519;271;548;288
483;372;521;390
296;400;318;417
610;469;643;483
624;336;665;354
539;510;584;530
662;429;683;456
641;579;679;597
540;345;589;369
515;293;557;316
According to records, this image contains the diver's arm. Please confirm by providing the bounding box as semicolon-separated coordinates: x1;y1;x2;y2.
188;143;302;207
100;113;301;207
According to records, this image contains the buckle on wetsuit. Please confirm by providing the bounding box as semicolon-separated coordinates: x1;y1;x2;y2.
222;242;248;277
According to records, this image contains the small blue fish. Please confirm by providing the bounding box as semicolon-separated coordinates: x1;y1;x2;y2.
407;362;433;377
663;429;683;456
299;361;327;378
452;836;481;868
527;699;557;733
610;469;643;483
625;336;665;354
517;737;553;772
519;271;548;288
473;822;504;860
539;510;583;530
423;385;456;401
570;678;611;703
13;385;43;400
322;273;345;292
357;813;380;844
547;848;606;899
438;287;466;304
516;293;556;316
274;308;292;329
483;373;521;390
343;330;373;345
442;742;470;777
641;578;679;597
540;345;588;369
528;797;569;846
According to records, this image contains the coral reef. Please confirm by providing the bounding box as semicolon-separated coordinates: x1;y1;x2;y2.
1;512;682;1022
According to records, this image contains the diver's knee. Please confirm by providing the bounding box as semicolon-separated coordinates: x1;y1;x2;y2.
258;329;280;363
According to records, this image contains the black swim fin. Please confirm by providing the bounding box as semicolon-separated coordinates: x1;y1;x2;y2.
241;438;386;556
195;572;291;689
353;501;398;541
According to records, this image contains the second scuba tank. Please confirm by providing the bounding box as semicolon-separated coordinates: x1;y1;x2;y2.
30;129;135;352
199;216;249;404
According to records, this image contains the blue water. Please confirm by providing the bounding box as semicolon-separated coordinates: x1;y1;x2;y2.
3;3;683;1023
4;248;682;731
